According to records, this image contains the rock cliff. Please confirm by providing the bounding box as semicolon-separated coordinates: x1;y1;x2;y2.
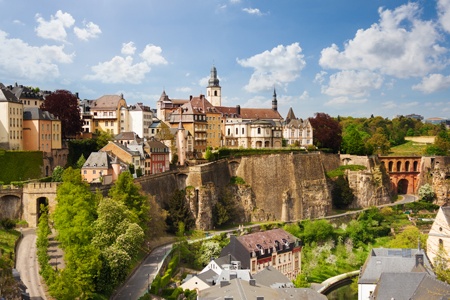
137;153;393;230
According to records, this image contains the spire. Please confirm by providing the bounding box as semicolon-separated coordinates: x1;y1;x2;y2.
285;107;296;123
272;88;278;111
208;65;220;87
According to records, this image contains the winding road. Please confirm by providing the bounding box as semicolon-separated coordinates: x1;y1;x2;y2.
16;228;46;300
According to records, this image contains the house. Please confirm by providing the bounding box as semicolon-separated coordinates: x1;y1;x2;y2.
90;94;127;135
358;248;434;300
114;131;142;146
126;102;154;138
252;265;294;289
5;83;49;109
180;269;216;292
427;206;450;268
0;85;23;150
370;272;450;299
283;107;314;148
100;141;145;174
145;139;170;175
201;254;239;275
220;228;302;280
156;90;189;122
23;107;66;176
81;152;124;184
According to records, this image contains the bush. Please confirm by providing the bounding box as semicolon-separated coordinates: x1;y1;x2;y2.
230;176;246;185
0;218;16;230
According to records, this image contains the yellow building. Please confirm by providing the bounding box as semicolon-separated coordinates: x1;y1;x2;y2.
90;94;127;135
0;86;23;150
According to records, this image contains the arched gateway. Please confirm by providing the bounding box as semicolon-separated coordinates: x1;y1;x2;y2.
378;156;421;195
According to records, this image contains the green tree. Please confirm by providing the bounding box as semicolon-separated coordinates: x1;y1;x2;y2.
51;166;64;182
387;225;427;249
197;240;222;266
301;219;334;244
418;183;435;202
96;130;114;149
426;126;450;155
332;175;355;209
108;171;149;226
366;131;391;155
341;125;365;155
76;154;86;169
166;190;195;233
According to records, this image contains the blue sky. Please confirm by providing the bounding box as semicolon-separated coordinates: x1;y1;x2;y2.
1;0;450;120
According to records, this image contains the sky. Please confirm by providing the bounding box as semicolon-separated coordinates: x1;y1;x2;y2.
1;0;450;120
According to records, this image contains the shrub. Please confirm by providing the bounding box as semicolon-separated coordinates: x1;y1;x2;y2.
0;218;16;230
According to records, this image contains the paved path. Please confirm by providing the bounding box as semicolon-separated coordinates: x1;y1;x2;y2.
112;243;173;300
16;228;47;300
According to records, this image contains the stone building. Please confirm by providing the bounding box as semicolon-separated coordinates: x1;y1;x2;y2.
220;228;302;280
0;85;23;150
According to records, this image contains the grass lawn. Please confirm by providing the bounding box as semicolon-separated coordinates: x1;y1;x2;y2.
388;140;428;156
0;229;20;266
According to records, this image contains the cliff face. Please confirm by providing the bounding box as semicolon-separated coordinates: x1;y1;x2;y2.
137;153;393;230
423;156;450;206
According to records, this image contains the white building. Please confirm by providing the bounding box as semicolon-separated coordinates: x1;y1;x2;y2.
0;86;23;150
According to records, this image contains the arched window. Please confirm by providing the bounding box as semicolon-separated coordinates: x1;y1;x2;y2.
396;161;401;172
414;161;419;172
214;91;218;96
388;161;394;172
257;127;261;134
405;161;410;171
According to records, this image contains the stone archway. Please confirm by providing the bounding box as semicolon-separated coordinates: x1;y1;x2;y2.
398;179;409;194
36;196;48;225
0;194;22;220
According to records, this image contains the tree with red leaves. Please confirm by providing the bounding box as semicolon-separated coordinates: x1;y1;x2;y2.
308;112;342;153
41;90;82;138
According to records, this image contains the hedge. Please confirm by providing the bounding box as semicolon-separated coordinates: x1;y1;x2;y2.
0;151;43;184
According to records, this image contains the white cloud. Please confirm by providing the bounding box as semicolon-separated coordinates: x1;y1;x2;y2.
299;91;310;101
382;101;398;109
199;75;209;87
230;0;240;3
237;43;306;92
121;42;136;55
314;71;327;84
242;95;270;108
243;8;263;16
13;20;24;25
412;73;450;93
84;56;150;84
0;30;74;81
324;96;368;107
176;87;192;93
140;44;168;65
322;70;383;97
319;3;447;78
35;10;75;42
74;21;101;41
438;0;450;33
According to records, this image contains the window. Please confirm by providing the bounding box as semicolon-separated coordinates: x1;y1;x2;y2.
257;127;261;134
105;121;109;126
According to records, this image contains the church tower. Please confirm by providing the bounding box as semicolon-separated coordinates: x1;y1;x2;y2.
272;88;278;111
206;65;221;107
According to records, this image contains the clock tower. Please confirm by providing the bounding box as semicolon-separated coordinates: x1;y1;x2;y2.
206;65;221;107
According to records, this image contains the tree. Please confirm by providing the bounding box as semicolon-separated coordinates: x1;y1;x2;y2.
387;225;427;249
76;154;86;169
301;219;334;243
341;125;365;155
366;131;391;155
166;190;195;233
108;172;149;226
418;183;435;202
309;113;342;153
41;90;82;138
426;126;450;155
197;240;222;266
332;175;355;209
51;166;64;182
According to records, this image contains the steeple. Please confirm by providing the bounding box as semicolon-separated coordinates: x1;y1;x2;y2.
206;65;222;106
208;65;220;87
272;88;278;111
285;107;296;124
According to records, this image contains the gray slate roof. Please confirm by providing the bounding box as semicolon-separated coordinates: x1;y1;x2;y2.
83;152;111;169
23;107;58;120
359;248;434;284
253;266;294;288
371;272;450;300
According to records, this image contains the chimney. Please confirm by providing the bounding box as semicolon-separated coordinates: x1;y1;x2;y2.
236;105;241;115
190;95;193;101
249;279;256;286
415;254;424;267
